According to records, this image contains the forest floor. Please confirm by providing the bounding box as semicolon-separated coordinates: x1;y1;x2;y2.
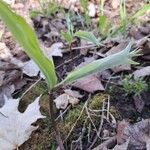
0;0;150;150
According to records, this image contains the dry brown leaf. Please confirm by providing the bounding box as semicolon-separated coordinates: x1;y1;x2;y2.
43;42;63;58
0;42;12;60
116;119;150;149
22;60;39;77
71;57;104;93
0;71;5;86
133;66;150;78
54;89;82;109
73;74;105;93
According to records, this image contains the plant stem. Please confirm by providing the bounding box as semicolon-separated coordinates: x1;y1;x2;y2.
48;89;65;150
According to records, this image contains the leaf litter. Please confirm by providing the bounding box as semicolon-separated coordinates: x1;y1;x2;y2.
0;0;150;149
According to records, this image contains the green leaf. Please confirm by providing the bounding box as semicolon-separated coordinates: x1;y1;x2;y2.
61;42;138;85
132;4;150;20
61;31;73;46
99;15;111;36
75;30;101;46
80;0;88;12
0;0;57;89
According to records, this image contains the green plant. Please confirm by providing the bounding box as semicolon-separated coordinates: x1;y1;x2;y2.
80;0;91;26
122;75;148;96
98;0;111;37
98;14;111;37
112;3;150;36
61;14;103;47
0;0;139;149
30;0;64;17
61;14;74;49
119;0;127;27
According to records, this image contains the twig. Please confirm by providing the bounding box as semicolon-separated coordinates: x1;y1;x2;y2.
55;105;71;121
61;44;99;54
71;118;88;150
88;101;105;150
85;103;100;139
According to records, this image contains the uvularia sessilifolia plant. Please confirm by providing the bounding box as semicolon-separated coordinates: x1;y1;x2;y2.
0;0;140;149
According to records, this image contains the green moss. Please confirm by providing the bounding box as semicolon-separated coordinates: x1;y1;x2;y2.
89;93;108;110
20;89;121;149
109;106;121;120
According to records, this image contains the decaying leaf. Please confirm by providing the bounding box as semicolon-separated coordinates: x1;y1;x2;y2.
0;42;12;60
113;139;130;150
0;71;5;86
73;74;105;93
54;89;82;109
22;60;40;77
71;57;104;93
43;42;63;58
116;119;150;150
0;96;45;149
133;66;150;78
0;84;15;107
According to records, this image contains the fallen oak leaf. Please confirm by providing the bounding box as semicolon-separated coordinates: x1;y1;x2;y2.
0;95;45;150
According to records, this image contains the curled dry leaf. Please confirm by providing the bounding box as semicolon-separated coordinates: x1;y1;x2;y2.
133;66;150;79
54;89;82;109
0;96;45;150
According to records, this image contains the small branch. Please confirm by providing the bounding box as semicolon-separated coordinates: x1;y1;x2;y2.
48;89;65;150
